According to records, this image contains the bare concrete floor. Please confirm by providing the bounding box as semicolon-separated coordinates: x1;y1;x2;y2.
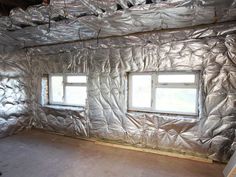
0;130;225;177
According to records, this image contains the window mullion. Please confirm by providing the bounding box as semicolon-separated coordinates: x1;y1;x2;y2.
129;74;133;109
49;75;52;104
63;75;66;105
151;73;156;111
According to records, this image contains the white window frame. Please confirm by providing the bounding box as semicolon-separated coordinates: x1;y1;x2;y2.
49;73;87;107
128;71;199;116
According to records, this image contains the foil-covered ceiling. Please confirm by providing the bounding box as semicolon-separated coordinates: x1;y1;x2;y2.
0;0;236;50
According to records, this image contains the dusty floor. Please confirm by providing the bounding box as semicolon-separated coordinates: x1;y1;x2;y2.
0;130;225;177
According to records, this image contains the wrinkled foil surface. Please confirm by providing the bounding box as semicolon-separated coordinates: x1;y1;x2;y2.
28;23;236;162
0;0;235;163
0;0;236;48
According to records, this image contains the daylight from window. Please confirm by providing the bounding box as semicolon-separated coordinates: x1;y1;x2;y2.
130;75;152;108
50;75;87;106
129;72;198;115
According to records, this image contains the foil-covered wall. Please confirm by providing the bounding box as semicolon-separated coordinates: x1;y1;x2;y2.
26;23;236;162
31;52;90;138
0;49;90;138
0;51;31;138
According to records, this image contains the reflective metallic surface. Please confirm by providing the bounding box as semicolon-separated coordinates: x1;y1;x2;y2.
35;106;89;137
0;0;235;163
0;0;236;48
27;23;236;162
0;52;30;138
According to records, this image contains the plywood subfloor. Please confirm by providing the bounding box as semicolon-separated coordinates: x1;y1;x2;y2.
0;130;225;177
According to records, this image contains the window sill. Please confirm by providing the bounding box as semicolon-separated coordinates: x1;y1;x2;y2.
127;110;199;120
43;104;85;112
128;107;198;116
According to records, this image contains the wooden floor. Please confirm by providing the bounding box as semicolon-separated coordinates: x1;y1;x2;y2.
0;130;225;177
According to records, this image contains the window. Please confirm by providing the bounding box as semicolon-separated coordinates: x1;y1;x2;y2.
128;72;199;115
49;74;87;106
129;74;152;108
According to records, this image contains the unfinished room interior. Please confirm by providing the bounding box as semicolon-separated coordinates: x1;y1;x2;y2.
0;0;236;177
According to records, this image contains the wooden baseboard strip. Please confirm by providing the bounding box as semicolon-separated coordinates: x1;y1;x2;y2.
95;141;213;164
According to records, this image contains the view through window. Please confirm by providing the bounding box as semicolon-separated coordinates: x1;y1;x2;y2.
128;72;199;115
49;74;87;106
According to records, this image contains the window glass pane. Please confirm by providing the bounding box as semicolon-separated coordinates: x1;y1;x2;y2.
158;74;195;83
130;75;152;108
65;86;87;106
67;76;87;83
51;76;63;103
155;88;197;114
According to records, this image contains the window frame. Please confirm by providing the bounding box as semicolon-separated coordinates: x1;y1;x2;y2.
128;71;200;116
49;73;87;107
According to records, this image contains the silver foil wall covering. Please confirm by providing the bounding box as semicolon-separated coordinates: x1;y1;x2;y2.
0;51;31;138
25;22;236;162
0;0;235;163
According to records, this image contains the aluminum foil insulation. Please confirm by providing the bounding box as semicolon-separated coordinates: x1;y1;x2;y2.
0;0;235;163
0;0;236;49
22;22;236;162
0;51;31;138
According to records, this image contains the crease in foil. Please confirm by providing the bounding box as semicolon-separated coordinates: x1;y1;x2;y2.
0;0;235;163
0;0;236;49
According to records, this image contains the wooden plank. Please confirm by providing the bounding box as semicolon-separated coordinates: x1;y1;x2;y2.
224;151;236;177
95;141;212;163
228;168;236;177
